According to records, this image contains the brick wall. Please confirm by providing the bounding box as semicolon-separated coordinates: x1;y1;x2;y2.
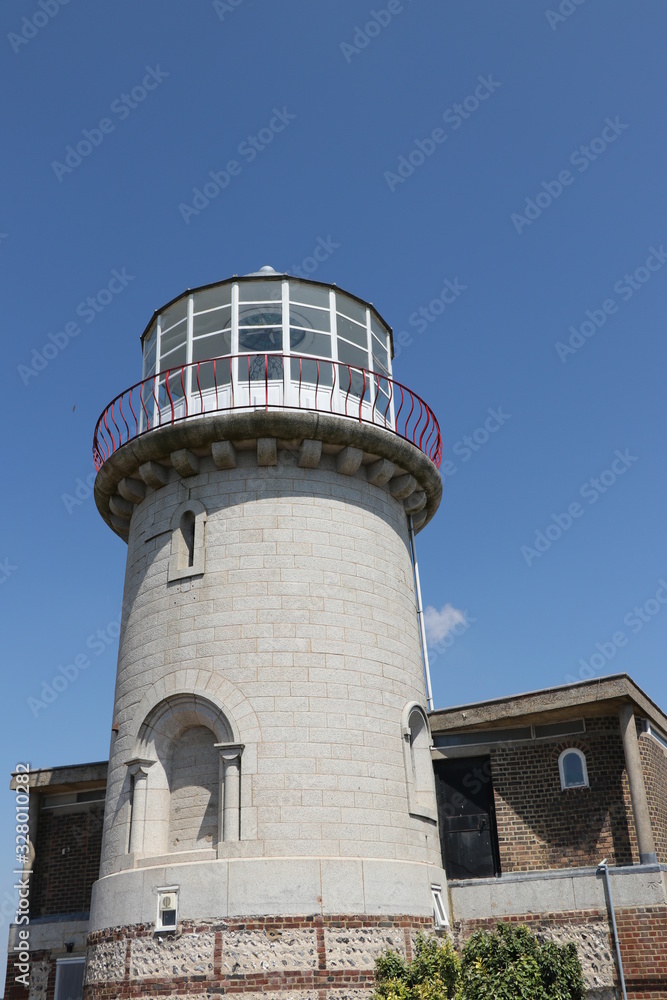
615;906;667;993
490;716;638;871
639;730;667;865
31;803;104;918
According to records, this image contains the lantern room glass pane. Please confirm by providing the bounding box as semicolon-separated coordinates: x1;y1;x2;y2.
193;306;231;338
372;336;389;373
193;284;232;313
159;321;187;369
371;314;389;345
336;293;367;326
290;329;331;358
340;367;369;401
290;358;333;386
289;303;330;332
143;322;157;377
160;298;187;333
337;338;368;370
160;369;186;401
238;280;282;302
238;305;282;327
238;354;284;381
336;315;368;349
238;327;283;352
192;330;231;362
289;281;330;308
193;357;231;389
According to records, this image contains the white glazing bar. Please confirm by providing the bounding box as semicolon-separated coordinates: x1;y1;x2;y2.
185;294;194;407
282;278;290;407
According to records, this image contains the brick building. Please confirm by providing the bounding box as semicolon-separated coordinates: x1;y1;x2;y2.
430;673;667;999
3;269;666;999
4;764;106;1000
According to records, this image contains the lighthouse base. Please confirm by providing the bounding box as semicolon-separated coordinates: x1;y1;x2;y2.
84;912;437;999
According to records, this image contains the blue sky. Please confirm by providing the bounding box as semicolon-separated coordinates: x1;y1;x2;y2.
1;0;666;978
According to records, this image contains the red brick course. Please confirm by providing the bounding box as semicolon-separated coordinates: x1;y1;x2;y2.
83;913;433;999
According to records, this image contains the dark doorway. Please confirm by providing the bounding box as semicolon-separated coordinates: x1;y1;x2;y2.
433;756;501;880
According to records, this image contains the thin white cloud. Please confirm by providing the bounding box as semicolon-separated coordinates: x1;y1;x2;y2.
424;603;466;646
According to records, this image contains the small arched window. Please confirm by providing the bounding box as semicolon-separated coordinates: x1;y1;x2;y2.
558;748;589;790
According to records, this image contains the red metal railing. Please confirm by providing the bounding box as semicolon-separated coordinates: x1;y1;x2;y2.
93;353;442;470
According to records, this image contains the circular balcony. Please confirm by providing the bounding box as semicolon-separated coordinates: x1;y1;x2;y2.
93;352;442;471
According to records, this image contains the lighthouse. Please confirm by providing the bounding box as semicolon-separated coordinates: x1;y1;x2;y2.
85;266;446;996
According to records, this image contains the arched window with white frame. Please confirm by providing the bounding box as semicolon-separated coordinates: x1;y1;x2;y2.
402;702;438;821
558;747;589;790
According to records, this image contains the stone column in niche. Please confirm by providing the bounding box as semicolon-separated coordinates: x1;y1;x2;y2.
215;744;244;846
126;758;155;855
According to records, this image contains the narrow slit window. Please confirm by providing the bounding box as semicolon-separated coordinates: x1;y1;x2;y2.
180;511;195;567
168;502;207;582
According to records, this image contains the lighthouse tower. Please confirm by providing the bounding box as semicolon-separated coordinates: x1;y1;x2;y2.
86;268;446;997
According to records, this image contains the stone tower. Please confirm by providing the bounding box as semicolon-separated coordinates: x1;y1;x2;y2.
86;267;446;998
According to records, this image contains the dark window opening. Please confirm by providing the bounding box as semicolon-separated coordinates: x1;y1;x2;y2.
180;511;195;567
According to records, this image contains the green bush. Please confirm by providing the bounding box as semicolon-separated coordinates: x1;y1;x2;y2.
460;923;585;1000
373;923;585;1000
374;934;461;1000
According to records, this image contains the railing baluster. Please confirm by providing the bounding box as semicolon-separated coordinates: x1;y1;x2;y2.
92;352;442;470
128;388;138;441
